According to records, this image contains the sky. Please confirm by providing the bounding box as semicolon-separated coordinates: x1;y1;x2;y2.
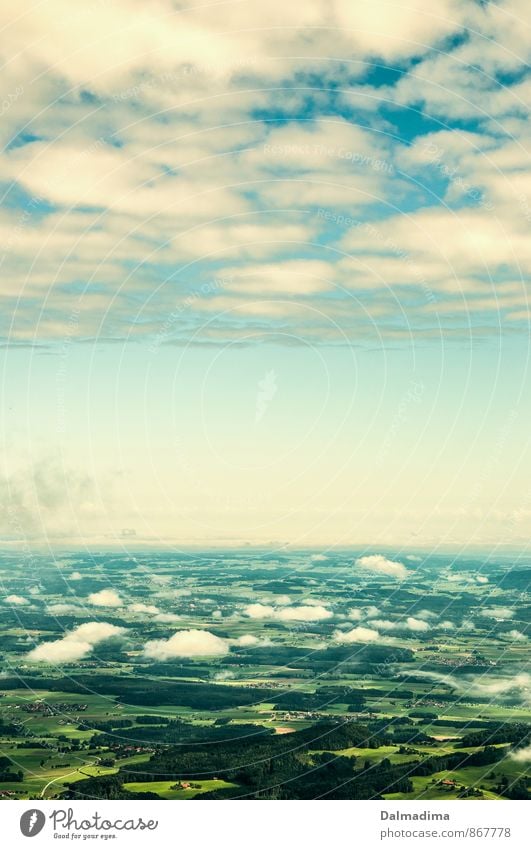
0;0;530;550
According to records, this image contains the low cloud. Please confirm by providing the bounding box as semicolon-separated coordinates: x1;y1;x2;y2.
507;629;527;642
47;603;84;615
27;622;125;664
370;619;397;631
510;744;531;763
276;605;332;622
481;606;514;620
354;554;408;580
406;617;430;632
369;617;431;632
69;572;83;581
230;634;268;647
153;612;181;623
130;602;160;614
334;626;380;643
4;594;29;605
244;603;275;619
243;603;332;621
274;595;291;606
88;588;123;608
414;670;531;705
143;629;229;660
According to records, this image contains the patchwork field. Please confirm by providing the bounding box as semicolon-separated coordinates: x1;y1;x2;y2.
0;550;529;800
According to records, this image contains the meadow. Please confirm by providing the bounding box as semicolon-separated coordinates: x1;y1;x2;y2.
0;550;529;800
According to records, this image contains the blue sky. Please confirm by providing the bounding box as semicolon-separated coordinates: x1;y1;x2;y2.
0;1;530;548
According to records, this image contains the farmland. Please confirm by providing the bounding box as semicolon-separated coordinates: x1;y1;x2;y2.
0;549;529;800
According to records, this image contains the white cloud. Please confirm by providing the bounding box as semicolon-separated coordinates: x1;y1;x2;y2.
274;595;291;606
130;602;160;614
511;744;531;763
507;629;527;642
354;554;409;580
416;610;436;620
275;605;332;622
69;572;83;581
310;553;328;561
153;612;181;623
4;594;29;605
143;629;229;660
406;617;430;632
66;622;125;644
334;626;380;643
348;607;364;621
27;621;125;664
370;619;397;631
243;602;332;621
46;603;84;615
88;588;123;608
231;634;261;647
243;603;276;619
481;606;515;620
27;639;93;664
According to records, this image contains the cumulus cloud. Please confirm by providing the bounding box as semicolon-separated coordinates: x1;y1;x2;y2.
334;626;380;643
153;612;181;623
243;603;276;619
4;594;29;605
46;603;84;615
510;744;531;763
416;609;436;620
130;602;160;614
367;616;434;632
69;572;83;581
370;619;397;631
310;554;328;561
27;622;125;664
143;629;229;660
354;555;408;580
415;670;531;706
244;603;332;621
276;605;332;622
481;606;514;620
274;595;291;606
348;608;364;621
27;639;92;664
68;622;125;643
231;634;263;647
507;629;527;642
88;588;123;608
406;617;430;632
